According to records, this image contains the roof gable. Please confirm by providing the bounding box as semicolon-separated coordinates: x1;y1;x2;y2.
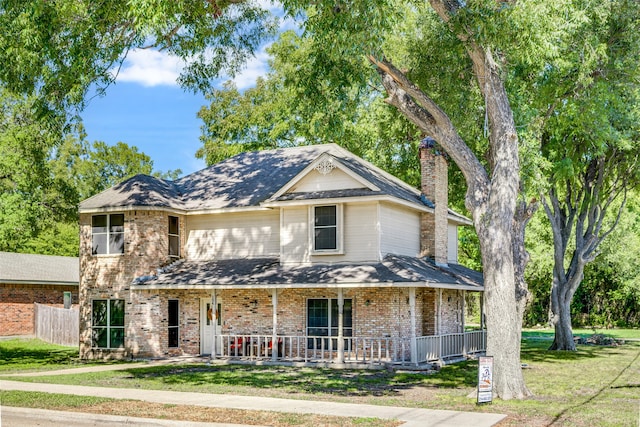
270;152;380;200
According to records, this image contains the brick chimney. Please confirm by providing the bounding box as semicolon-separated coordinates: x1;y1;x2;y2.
419;137;448;266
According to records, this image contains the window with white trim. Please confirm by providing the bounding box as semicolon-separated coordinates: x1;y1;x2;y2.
168;216;180;258
307;298;353;338
312;205;342;253
92;214;124;255
92;299;125;349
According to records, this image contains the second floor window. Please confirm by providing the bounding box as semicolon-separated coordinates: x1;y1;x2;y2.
168;216;179;258
92;214;124;255
313;205;339;252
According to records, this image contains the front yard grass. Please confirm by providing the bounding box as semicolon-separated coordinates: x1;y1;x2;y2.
0;338;101;373
2;335;639;426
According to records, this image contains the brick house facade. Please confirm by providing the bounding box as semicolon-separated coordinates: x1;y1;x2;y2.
0;252;78;336
79;143;483;364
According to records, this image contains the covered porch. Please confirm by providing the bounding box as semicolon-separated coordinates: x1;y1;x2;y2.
132;254;485;366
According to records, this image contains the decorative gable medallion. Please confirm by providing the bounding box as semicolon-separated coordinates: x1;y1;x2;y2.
314;158;336;175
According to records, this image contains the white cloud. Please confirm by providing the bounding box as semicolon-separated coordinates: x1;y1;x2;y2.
115;49;185;87
230;47;272;90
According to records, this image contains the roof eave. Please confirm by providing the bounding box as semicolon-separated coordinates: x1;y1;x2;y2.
262;194;433;213
131;280;482;291
1;280;79;286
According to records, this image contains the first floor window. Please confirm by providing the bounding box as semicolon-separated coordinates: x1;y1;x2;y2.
307;298;352;348
92;214;124;255
168;299;179;348
92;299;125;349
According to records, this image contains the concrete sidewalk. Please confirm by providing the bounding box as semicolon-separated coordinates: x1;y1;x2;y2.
0;379;506;427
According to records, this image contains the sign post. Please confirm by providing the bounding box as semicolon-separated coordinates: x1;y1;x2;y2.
477;356;493;404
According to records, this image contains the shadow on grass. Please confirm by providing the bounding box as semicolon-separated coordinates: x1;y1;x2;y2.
122;360;478;397
0;340;79;370
521;339;623;363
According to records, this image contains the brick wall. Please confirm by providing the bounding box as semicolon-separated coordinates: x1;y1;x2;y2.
0;283;78;336
79;210;186;359
107;286;463;359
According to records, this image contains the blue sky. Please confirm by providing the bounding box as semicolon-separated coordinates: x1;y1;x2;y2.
81;2;292;177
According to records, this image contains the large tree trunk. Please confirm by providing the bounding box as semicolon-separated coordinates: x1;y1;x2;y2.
549;277;576;351
478;220;529;399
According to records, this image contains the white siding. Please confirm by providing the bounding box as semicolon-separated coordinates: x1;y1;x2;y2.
280;206;310;264
379;203;421;257
448;223;458;264
289;168;366;193
185;210;280;260
281;202;380;264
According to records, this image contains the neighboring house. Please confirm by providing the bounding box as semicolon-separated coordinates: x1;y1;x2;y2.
0;252;79;336
79;142;484;366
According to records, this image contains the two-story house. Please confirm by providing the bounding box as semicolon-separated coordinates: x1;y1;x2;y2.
78;141;484;366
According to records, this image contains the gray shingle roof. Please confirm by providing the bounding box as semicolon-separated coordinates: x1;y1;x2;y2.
80;144;430;212
131;255;483;291
0;252;79;285
80;174;182;210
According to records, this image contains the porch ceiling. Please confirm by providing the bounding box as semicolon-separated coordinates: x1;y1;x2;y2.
131;255;483;291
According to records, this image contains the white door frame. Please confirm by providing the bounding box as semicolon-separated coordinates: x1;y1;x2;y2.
200;296;222;355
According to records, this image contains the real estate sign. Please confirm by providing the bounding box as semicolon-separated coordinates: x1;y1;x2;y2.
477;356;493;404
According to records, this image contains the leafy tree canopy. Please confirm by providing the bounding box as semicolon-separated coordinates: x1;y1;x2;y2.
0;0;277;116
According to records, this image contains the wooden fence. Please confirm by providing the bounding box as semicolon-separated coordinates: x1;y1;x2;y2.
34;303;79;347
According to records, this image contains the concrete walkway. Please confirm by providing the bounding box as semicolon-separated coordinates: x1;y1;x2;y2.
0;361;506;426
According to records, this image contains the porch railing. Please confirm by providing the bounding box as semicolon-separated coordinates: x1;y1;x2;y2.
213;330;485;366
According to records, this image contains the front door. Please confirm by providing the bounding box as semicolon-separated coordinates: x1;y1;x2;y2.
200;297;222;355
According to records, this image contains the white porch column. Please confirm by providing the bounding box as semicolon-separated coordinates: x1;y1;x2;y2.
462;290;466;333
271;289;278;361
409;287;417;366
437;288;443;360
462;290;467;357
337;288;344;364
211;291;217;359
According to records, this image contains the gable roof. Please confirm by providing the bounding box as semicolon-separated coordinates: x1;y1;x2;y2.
79;144;470;224
131;254;483;291
0;252;79;285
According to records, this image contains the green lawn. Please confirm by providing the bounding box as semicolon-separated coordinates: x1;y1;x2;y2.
0;338;128;373
2;336;639;426
0;339;83;373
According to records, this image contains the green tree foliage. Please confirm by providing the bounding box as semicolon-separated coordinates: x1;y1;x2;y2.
0;0;276;115
52;131;181;201
0;89;75;251
0;105;179;256
525;191;640;329
527;0;640;350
